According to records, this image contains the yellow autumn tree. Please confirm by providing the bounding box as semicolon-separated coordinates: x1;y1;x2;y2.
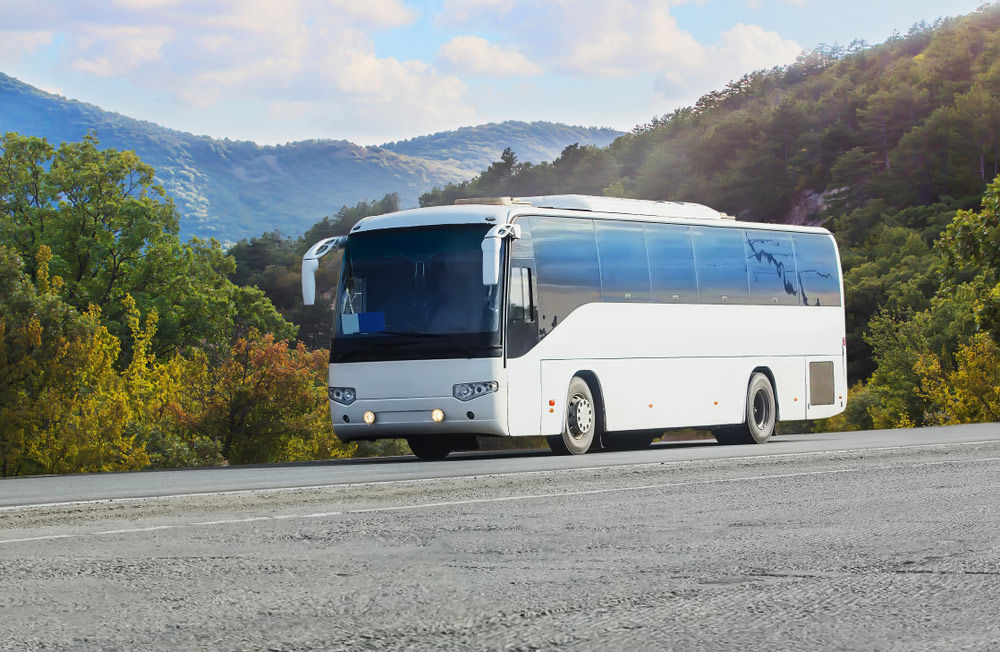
171;330;355;464
0;246;149;475
915;333;1000;425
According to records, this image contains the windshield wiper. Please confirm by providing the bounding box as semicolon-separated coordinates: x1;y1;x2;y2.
378;330;441;338
372;331;499;358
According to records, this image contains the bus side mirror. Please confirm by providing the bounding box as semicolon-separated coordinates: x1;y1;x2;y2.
482;238;502;286
482;223;521;286
301;236;346;305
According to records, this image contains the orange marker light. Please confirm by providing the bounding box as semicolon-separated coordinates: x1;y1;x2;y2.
648;403;653;408
548;399;555;406
713;401;718;406
549;408;554;413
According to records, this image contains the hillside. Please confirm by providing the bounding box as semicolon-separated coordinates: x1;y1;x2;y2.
0;73;621;241
382;121;620;174
422;6;1000;227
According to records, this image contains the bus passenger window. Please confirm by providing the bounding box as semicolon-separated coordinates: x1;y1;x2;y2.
745;231;799;306
530;216;601;324
691;227;749;304
646;224;698;303
595;221;651;302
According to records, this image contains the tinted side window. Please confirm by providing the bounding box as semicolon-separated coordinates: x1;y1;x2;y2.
595;221;650;302
793;233;842;306
745;231;799;305
645;223;698;303
508;266;532;321
530;216;601;332
691;227;748;304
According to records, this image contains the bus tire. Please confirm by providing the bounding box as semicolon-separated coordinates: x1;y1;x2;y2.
744;372;776;443
547;377;602;455
407;437;452;461
715;373;776;445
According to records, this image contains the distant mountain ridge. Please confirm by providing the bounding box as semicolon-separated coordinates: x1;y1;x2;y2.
0;73;622;240
382;121;622;174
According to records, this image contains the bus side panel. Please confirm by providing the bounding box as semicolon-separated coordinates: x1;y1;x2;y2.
528;302;842;433
539;361;576;436
506;355;542;436
768;356;808;422
590;357;746;431
539;357;748;433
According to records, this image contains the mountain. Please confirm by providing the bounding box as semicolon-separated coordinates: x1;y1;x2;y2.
0;72;622;241
382;121;622;174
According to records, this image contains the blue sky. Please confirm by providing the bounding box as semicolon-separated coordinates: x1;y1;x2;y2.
0;0;987;145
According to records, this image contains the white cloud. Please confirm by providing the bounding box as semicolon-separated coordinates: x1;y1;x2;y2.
331;0;417;28
437;36;540;77
0;0;472;143
0;30;54;61
69;25;172;76
438;0;518;24
717;23;802;71
437;0;801;104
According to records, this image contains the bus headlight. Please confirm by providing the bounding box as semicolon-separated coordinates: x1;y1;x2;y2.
363;411;376;425
453;381;499;402
329;386;357;405
431;409;444;422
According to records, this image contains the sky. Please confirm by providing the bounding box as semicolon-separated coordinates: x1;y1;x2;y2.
0;0;988;146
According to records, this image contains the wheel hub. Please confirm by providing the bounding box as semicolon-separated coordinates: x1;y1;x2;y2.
568;395;593;438
752;389;770;429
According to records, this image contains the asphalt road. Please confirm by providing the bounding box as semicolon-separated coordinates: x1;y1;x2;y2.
3;423;1000;508
3;424;1000;650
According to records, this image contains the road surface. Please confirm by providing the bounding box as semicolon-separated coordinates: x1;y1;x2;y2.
2;424;1000;650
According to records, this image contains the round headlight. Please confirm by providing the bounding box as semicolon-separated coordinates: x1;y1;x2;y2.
342;388;355;402
431;409;444;423
363;411;376;425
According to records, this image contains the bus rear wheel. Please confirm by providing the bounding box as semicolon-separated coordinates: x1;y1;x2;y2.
407;437;453;461
714;372;776;445
547;377;602;455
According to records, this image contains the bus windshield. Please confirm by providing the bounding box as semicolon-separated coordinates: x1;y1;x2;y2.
331;224;503;362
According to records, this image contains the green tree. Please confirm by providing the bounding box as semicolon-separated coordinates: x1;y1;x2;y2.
0;132;295;357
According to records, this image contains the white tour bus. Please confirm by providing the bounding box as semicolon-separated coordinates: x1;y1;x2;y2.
301;195;846;460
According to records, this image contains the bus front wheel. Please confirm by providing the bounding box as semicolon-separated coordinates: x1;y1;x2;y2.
407;437;453;461
547;377;602;455
714;372;776;445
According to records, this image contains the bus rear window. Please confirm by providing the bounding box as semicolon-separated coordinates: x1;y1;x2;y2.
793;233;841;306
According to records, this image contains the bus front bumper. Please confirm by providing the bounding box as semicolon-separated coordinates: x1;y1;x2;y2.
330;395;507;441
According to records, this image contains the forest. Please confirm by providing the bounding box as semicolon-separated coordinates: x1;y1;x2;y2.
3;5;1000;475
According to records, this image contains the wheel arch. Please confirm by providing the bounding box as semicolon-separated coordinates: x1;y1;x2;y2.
750;366;779;421
572;370;606;434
